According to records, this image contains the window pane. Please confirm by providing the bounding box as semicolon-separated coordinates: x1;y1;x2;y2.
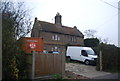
54;46;57;51
55;35;57;40
58;47;60;52
86;50;95;55
58;36;60;40
52;35;54;40
51;47;54;51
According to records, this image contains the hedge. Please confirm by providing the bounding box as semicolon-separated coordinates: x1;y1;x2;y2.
93;43;120;72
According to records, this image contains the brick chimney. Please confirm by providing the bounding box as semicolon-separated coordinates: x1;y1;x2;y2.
55;12;62;27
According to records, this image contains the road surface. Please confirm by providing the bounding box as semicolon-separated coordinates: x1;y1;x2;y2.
65;63;119;79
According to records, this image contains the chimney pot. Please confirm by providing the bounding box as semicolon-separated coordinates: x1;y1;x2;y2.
55;12;62;27
74;26;77;29
35;17;37;21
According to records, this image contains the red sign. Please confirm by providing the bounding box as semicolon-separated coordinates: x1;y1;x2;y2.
21;37;44;53
29;42;36;49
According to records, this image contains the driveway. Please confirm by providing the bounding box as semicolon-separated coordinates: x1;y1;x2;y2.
93;73;119;79
65;63;119;79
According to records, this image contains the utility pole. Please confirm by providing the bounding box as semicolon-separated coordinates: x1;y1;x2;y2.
118;1;120;47
0;12;2;80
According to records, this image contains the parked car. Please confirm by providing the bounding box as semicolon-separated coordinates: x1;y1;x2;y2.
66;46;98;65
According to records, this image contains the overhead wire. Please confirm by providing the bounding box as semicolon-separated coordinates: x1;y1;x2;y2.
94;0;119;29
100;0;120;10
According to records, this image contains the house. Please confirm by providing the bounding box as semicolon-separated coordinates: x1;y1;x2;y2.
31;13;84;53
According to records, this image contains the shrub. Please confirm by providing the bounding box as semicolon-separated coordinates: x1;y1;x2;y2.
94;43;119;72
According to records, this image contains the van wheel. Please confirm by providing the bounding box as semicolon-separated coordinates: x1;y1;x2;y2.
85;60;90;65
67;57;71;61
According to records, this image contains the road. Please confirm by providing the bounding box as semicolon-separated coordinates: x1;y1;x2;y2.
65;63;119;79
93;73;119;79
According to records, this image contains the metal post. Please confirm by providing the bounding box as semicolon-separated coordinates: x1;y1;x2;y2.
32;51;35;79
0;13;2;80
100;50;102;71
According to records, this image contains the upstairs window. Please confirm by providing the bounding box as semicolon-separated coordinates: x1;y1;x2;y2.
52;34;60;41
52;35;55;40
69;36;77;42
58;36;60;40
55;35;58;40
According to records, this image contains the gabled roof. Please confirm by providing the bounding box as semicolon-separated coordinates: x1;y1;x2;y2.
35;20;84;38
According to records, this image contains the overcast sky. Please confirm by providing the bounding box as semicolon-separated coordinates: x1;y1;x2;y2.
23;0;119;46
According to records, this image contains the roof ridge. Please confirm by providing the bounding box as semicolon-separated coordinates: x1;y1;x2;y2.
62;26;74;29
38;20;55;25
35;19;83;37
38;20;75;29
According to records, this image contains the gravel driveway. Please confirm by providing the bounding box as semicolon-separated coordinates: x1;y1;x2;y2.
65;63;111;79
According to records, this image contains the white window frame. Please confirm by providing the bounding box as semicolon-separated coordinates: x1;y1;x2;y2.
51;47;54;51
52;34;60;41
52;35;55;40
55;46;58;50
55;35;57;40
58;47;60;52
58;35;60;40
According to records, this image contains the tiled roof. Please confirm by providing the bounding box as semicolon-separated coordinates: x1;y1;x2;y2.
37;20;84;37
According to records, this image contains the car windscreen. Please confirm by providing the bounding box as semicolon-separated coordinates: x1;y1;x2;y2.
85;50;95;55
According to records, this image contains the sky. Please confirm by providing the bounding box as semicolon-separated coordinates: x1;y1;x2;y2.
21;0;119;46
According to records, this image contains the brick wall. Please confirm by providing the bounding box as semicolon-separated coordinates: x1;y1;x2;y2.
38;31;84;53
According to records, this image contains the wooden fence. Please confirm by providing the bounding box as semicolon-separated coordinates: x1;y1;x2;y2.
26;52;65;79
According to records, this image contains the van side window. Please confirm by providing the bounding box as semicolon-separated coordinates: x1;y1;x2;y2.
81;50;88;56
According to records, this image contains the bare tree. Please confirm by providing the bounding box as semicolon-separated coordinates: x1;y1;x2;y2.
84;29;97;38
1;1;32;79
1;1;32;39
98;37;110;44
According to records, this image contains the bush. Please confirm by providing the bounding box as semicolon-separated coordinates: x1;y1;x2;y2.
94;43;120;72
2;1;31;80
84;38;99;47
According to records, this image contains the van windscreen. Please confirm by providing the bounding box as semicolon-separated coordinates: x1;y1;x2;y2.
85;50;95;55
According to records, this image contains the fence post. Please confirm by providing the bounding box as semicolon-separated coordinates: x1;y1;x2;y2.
32;51;35;79
100;50;102;71
61;49;65;78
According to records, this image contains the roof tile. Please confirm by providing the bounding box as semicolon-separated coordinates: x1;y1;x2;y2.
38;20;84;37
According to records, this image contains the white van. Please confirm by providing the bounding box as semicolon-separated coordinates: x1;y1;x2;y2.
66;46;98;65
